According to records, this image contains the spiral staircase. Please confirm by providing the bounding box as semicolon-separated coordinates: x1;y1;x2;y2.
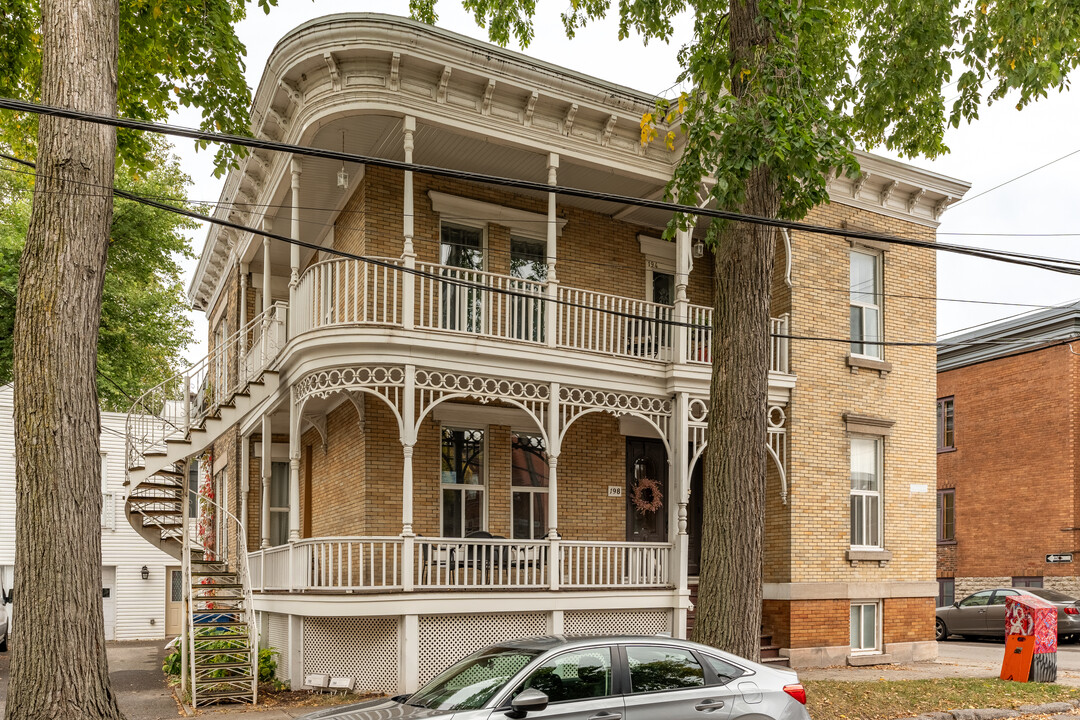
124;305;286;707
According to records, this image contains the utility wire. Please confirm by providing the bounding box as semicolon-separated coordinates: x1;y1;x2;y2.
948;147;1080;210
5;96;1078;276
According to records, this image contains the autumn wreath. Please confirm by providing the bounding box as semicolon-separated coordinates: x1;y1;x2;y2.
630;477;663;515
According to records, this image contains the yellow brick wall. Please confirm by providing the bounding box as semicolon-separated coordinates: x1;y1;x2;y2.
787;203;937;585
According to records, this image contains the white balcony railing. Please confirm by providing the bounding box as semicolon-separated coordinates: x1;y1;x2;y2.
559;541;670;588
248;537;672;593
288;257;792;372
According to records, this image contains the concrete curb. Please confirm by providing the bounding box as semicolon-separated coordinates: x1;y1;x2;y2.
900;698;1080;719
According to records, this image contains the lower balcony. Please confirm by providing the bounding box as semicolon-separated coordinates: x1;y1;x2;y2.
248;536;673;593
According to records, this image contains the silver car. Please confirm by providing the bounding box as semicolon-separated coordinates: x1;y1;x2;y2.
936;587;1080;641
299;635;811;720
0;592;7;652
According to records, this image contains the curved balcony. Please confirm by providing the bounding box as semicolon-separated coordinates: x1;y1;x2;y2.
287;257;792;373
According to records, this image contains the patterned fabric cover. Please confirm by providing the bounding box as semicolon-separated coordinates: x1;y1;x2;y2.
1006;594;1058;654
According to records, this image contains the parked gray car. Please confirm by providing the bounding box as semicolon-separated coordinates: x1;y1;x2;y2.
299;635;810;720
0;591;7;652
936;588;1080;642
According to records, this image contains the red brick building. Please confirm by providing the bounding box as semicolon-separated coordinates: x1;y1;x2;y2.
937;306;1080;606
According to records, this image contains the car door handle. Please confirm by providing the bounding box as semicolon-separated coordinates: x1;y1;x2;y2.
695;700;726;712
588;713;622;720
978;609;987;614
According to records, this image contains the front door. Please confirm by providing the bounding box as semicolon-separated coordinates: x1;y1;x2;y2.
101;566;116;641
687;458;703;576
626;438;668;543
165;566;183;636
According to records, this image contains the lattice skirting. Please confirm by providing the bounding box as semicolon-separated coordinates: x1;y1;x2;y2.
303;617;400;694
265;612;290;683
417;612;548;685
564;609;671;636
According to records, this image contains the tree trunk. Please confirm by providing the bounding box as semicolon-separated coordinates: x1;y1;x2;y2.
6;1;121;719
692;0;781;662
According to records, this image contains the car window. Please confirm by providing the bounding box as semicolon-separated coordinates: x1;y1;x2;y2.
626;645;705;693
700;654;745;685
959;590;994;608
516;647;613;704
1029;588;1076;603
991;590;1019;606
408;646;541;711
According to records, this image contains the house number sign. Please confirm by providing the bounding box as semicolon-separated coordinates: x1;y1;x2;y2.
608;486;623;497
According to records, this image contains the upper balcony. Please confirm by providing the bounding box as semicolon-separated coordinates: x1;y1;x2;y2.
287;255;791;374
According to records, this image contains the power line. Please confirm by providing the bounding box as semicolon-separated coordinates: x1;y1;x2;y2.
948;147;1080;210
4;96;1072;275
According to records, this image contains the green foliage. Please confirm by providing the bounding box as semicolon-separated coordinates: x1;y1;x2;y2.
162;643;281;688
0;0;278;175
0;139;195;409
422;0;1080;236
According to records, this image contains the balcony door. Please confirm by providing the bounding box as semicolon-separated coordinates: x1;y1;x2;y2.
509;237;546;342
626;437;668;543
440;224;485;333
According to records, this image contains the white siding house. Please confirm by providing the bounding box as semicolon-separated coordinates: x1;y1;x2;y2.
0;384;175;641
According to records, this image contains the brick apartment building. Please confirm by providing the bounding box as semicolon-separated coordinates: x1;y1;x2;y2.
122;13;970;699
937;304;1080;607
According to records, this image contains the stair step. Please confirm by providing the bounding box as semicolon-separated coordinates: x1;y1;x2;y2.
194;689;256;700
133;508;182;516
193;661;252;670
761;656;790;668
166;437;191;446
194;648;253;657
194;621;248;628
192;570;237;577
196;675;254;685
193;583;243;589
136;481;182;491
193;634;250;643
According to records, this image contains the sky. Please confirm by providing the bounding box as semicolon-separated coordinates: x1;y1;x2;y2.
171;0;1080;360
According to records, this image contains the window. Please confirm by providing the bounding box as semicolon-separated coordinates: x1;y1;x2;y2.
188;461;199;517
170;569;184;604
991;589;1019;605
937;397;955;451
509;238;547;342
410;646;542;711
959;590;993;607
938;578;955;607
441;427;485;537
269;461;290;546
849;602;879;654
1013;577;1044;588
700;655;744;685
519;647;613;703
850;437;883;549
850;249;882;359
440;224;485;333
626;645;705;693
511;433;549;539
937;489;955;543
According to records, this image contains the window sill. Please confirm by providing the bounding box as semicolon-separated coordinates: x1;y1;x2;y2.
937;540;957;547
937;447;957;454
846;548;892;567
847;354;893;375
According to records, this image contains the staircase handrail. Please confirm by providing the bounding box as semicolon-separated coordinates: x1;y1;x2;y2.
186;491;258;707
125;304;285;474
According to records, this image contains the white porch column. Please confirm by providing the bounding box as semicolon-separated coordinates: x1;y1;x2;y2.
671;392;691;638
289;388;301;542
402;116;417;331
261;232;272;316
287;614;304;690
240;432;250;541
401;365;417;591
673;229;691;364
239;262;248;342
289;157;302;310
260;413;272;549
399;614;420;693
547;381;561;590
545;153;559;348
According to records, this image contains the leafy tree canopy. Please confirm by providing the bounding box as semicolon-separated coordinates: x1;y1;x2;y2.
0;138;197;410
0;0;276;175
410;0;1080;231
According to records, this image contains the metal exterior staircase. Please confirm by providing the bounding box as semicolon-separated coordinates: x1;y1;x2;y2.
124;304;287;707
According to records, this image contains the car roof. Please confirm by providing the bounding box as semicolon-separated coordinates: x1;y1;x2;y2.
490;635;737;654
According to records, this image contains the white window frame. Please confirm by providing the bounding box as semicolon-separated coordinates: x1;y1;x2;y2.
268;460;290;547
439;425;488;538
849;248;883;360
850;600;881;655
850;435;884;550
511;432;550;540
